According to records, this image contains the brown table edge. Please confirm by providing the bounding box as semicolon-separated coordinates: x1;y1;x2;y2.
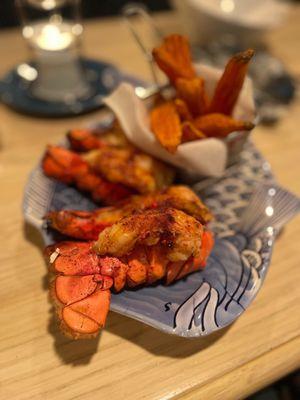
174;335;300;400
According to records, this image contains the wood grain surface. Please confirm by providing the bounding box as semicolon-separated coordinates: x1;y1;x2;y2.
0;9;300;400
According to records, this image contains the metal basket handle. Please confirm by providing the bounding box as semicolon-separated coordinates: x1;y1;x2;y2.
122;3;164;89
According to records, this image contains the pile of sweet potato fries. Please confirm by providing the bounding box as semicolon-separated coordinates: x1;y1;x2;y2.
150;34;255;153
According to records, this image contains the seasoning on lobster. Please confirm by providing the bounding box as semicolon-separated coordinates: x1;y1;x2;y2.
42;138;174;204
46;208;214;339
46;185;213;240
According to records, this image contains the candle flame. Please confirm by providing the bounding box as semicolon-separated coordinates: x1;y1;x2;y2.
36;23;73;51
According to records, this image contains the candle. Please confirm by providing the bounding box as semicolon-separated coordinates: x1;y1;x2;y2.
22;19;90;102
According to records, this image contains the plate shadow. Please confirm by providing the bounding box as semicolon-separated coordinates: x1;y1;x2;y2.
105;311;231;359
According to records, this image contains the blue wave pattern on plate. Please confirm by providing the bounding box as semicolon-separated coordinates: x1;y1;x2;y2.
23;141;300;337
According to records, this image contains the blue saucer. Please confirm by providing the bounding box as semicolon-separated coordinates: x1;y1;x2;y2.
0;58;139;118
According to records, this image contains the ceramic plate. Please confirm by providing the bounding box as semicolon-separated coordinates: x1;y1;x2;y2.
0;59;143;117
23;139;300;337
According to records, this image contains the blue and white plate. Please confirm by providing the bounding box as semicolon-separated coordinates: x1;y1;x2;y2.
0;59;142;118
23;140;300;337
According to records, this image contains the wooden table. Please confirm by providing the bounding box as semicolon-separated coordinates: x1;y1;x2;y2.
1;9;300;400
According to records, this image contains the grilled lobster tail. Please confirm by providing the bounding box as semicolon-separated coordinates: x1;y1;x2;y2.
46;208;214;339
42;145;133;205
46;185;213;240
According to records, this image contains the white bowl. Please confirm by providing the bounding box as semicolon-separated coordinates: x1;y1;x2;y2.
172;0;290;46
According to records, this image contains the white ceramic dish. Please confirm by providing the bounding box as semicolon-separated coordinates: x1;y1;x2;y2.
172;0;290;46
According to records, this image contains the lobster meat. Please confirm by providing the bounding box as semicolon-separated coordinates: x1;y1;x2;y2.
67;121;129;151
42;122;214;339
46;208;214;339
42;145;133;205
42;128;174;205
46;185;213;240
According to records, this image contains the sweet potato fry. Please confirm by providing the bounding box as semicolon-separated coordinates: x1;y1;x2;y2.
174;98;193;121
208;49;254;115
152;34;196;83
175;77;209;117
194;113;254;138
181;121;206;142
150;101;182;153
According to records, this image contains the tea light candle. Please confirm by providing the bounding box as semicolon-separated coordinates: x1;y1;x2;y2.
16;0;91;103
22;18;90;102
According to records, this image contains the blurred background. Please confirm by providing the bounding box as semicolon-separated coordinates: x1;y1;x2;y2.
0;0;170;28
0;0;297;123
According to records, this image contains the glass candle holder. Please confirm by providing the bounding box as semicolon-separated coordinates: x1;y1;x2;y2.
16;0;91;102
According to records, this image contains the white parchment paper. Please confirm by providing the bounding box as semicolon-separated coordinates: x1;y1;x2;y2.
104;64;255;178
